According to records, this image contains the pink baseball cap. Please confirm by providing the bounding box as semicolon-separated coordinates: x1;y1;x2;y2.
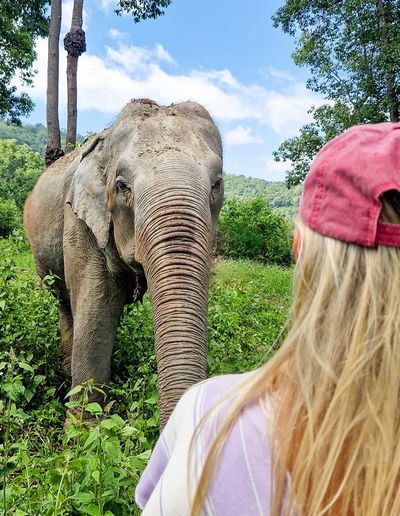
299;122;400;247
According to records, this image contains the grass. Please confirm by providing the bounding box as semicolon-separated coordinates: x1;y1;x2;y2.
0;233;293;515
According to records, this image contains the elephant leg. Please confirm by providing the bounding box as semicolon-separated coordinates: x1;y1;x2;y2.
63;216;130;415
59;302;73;376
69;280;127;407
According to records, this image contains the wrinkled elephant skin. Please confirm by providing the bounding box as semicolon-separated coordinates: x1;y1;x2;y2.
24;99;224;428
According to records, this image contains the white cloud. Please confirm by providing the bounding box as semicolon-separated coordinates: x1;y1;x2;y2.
265;157;291;181
100;0;116;10
22;39;324;139
225;126;263;146
154;43;176;65
105;43;175;73
263;67;296;82
108;28;128;40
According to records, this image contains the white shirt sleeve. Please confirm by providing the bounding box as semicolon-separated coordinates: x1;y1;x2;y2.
135;382;205;515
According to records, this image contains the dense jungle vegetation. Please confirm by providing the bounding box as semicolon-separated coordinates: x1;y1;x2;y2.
0;233;292;514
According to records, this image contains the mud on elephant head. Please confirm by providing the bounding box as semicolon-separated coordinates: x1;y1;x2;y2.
24;99;224;427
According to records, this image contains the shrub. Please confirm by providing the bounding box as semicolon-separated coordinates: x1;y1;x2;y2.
217;198;293;265
0;198;21;237
0;139;43;210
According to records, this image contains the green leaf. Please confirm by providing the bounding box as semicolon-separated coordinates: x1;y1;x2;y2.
68;458;86;470
100;418;119;430
65;384;84;398
110;414;125;428
104;439;122;464
92;470;100;484
34;374;46;385
81;504;100;516
84;427;100;449
47;470;62;486
18;361;34;373
85;402;103;415
71;491;95;504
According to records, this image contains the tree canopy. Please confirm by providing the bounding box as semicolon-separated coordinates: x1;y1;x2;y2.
272;0;400;185
115;0;173;22
0;139;43;210
0;0;49;124
217;198;293;265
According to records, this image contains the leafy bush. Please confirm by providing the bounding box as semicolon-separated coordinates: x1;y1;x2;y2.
0;139;43;210
0;234;293;514
0;198;21;237
217;198;293;265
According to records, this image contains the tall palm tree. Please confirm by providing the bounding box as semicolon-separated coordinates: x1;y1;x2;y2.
64;0;86;153
45;0;63;167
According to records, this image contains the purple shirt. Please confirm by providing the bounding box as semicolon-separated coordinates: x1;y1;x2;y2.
135;373;290;515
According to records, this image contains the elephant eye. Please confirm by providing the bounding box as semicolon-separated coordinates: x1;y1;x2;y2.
115;176;130;193
212;178;222;193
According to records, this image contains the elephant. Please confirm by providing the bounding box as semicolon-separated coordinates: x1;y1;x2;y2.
24;98;224;427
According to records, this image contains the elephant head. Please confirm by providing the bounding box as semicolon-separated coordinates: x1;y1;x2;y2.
66;99;223;425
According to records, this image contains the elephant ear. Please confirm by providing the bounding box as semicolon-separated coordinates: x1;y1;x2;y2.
66;136;111;249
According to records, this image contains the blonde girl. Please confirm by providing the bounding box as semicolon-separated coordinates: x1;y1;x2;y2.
136;122;400;515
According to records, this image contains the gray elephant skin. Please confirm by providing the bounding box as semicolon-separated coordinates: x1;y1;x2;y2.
24;99;224;427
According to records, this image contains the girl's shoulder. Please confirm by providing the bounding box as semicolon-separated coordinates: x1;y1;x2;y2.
176;371;269;435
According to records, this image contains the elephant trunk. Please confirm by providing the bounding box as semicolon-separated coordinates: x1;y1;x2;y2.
135;169;212;428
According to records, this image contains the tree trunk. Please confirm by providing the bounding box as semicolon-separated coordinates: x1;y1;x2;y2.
375;0;399;122
64;0;86;153
45;0;64;167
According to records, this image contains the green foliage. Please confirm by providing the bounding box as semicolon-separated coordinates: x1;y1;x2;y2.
0;120;49;156
0;199;21;237
115;0;172;22
0;0;49;123
0;139;43;209
224;173;301;222
272;0;400;185
0;237;63;395
0;234;293;514
207;260;292;374
217;198;293;265
0;121;86;157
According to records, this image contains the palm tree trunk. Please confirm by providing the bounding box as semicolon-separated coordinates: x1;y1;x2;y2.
45;0;64;167
64;0;86;152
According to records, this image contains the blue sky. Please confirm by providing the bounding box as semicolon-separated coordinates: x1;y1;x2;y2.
21;0;324;181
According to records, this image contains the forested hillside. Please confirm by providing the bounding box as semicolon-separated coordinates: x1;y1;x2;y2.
0;120;84;156
0;121;48;155
224;173;301;222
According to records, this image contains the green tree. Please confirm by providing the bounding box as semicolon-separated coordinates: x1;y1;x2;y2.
217;198;293;265
0;199;21;237
115;0;172;20
0;121;48;155
0;140;43;210
0;0;49;124
223;174;301;222
272;0;400;186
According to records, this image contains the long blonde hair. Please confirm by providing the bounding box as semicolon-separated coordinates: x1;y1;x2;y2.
192;192;400;515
